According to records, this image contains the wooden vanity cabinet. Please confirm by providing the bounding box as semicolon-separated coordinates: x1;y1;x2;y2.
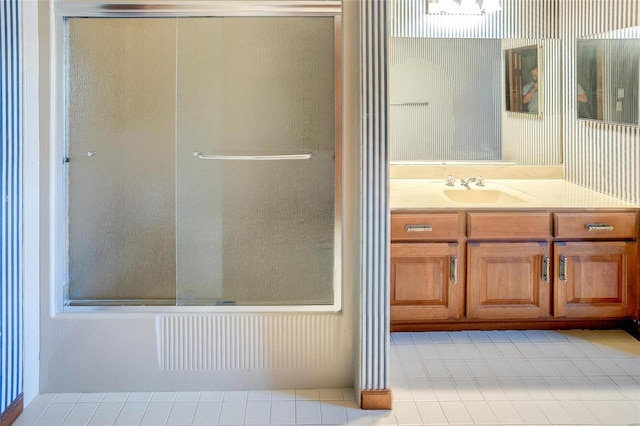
390;209;639;330
553;212;638;319
467;242;551;319
466;212;552;320
390;213;464;321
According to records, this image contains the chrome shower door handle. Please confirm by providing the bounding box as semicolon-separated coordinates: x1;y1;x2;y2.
193;152;312;161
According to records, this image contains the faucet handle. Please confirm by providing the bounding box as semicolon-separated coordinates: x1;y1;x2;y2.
475;175;485;186
445;175;455;186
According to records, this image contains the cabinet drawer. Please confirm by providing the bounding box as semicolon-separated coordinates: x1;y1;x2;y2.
554;212;638;240
391;213;460;241
467;212;551;240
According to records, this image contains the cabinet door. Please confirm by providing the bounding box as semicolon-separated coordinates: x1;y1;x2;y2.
554;242;637;318
391;243;463;321
467;242;551;319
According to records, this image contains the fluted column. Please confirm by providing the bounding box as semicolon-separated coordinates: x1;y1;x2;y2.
359;0;391;410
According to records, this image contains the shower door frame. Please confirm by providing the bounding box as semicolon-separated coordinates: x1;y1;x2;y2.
53;0;343;313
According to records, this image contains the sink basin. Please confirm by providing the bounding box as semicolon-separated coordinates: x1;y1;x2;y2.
443;188;532;204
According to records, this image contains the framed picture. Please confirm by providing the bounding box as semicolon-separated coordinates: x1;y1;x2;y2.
505;45;541;115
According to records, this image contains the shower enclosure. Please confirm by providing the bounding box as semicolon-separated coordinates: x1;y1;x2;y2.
63;14;341;309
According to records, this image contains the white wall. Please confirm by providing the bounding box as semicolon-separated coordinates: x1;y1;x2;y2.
22;0;40;406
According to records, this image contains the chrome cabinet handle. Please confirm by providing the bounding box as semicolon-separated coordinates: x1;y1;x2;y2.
405;224;433;233
584;223;614;232
193;152;311;161
450;256;458;284
559;255;568;281
542;255;550;283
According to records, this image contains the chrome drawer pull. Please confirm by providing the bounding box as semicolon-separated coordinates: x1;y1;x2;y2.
542;255;550;283
450;256;458;284
559;255;568;281
584;223;614;232
405;224;433;233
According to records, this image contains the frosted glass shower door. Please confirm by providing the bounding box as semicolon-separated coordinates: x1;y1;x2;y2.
66;19;177;304
175;17;337;306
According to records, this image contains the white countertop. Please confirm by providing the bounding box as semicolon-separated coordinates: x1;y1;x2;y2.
390;179;639;210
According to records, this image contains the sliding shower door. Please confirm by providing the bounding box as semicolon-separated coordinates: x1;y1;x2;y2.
65;16;339;307
66;19;178;304
175;18;336;305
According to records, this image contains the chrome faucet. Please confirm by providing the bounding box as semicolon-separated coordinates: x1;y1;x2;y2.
445;175;455;186
460;175;484;188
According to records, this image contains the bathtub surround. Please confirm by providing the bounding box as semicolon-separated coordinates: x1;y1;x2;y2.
31;0;361;400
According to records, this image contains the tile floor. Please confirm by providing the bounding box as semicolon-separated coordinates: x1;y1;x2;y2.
14;329;640;425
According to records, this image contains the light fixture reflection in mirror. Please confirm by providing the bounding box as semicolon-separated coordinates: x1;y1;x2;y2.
482;0;501;13
426;0;501;15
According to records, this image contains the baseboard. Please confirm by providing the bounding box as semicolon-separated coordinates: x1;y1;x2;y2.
360;389;392;410
623;320;640;341
0;394;23;426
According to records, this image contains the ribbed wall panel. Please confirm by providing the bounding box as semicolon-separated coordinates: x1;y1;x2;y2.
390;0;559;39
561;0;640;204
1;0;23;413
360;0;389;391
158;315;337;370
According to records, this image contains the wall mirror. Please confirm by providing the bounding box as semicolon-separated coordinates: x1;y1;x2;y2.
389;38;561;165
504;45;541;115
577;27;640;126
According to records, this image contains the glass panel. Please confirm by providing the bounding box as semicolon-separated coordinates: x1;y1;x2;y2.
175;17;336;305
577;33;640;126
66;18;177;303
66;17;337;307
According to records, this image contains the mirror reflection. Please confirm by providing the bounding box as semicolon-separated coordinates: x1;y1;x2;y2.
390;38;561;165
505;45;540;115
390;38;502;162
577;27;640;126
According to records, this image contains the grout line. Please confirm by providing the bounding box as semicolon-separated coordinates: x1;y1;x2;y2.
16;330;640;425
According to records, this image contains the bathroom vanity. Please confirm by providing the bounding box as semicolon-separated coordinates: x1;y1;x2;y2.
390;179;639;332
